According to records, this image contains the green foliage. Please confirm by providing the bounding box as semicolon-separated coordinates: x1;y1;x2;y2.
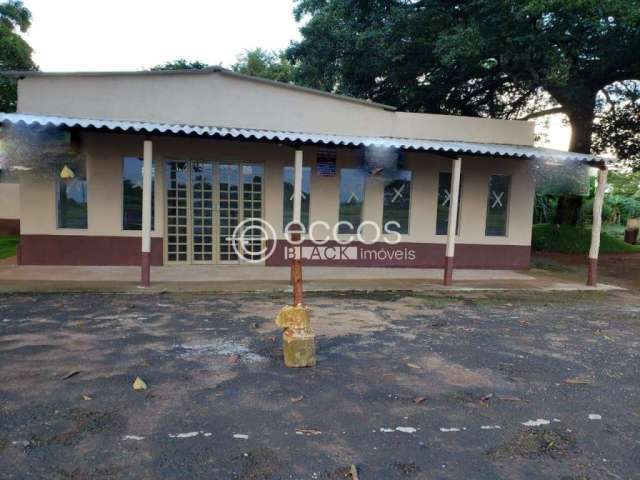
231;48;295;83
580;194;640;225
0;0;36;112
593;82;640;170
532;224;640;254
607;170;640;198
0;235;18;259
287;0;640;162
151;59;209;71
534;194;557;224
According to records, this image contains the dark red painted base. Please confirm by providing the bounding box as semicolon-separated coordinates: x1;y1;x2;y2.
265;240;530;269
587;257;597;286
0;219;20;236
141;252;151;287
444;256;454;285
18;235;164;266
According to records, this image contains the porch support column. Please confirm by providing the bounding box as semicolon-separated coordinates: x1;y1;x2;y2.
587;166;608;286
141;139;153;287
291;149;304;305
444;156;462;286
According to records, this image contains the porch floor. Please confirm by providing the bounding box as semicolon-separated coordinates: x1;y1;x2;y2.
0;263;622;292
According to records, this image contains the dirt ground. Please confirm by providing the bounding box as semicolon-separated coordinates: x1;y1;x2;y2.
1;286;639;479
533;252;640;291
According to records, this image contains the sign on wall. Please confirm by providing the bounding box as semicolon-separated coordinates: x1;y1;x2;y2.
316;150;337;177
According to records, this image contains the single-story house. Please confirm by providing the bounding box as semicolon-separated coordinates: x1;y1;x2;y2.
0;67;606;285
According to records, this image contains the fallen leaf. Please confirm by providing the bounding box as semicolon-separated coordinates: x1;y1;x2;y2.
563;378;591;385
81;394;92;401
413;396;427;404
497;396;526;402
132;377;148;390
480;393;493;405
406;363;421;370
349;464;359;480
226;354;240;365
61;370;81;380
290;395;304;403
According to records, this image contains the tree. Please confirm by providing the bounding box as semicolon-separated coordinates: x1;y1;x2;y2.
0;0;36;112
288;1;640;153
151;59;209;71
231;48;295;83
287;0;640;222
593;81;640;171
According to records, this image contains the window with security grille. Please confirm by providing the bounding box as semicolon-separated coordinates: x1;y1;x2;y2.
436;172;462;235
485;175;510;236
382;170;411;234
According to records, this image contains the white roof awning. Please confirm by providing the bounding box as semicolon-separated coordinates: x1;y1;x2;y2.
0;113;606;165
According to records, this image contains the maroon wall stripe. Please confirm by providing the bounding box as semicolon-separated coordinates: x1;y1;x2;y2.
19;235;164;266
0;219;20;236
265;240;530;269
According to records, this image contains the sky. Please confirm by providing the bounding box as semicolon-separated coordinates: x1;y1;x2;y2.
20;0;570;150
22;0;302;71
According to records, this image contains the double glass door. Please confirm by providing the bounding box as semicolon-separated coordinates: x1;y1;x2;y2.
165;160;264;264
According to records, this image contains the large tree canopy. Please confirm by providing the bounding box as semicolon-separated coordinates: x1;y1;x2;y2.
0;0;36;112
287;0;640;167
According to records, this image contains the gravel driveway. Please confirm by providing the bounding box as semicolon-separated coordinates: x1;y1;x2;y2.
0;290;638;479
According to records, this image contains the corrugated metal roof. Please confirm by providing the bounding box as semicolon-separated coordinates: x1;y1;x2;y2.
0;113;605;165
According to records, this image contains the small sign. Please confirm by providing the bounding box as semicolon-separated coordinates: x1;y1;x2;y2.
317;150;336;177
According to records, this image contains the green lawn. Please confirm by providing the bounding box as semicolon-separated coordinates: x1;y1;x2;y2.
0;235;19;260
532;224;640;254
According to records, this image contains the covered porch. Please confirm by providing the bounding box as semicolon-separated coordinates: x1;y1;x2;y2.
0;113;609;287
0;263;621;293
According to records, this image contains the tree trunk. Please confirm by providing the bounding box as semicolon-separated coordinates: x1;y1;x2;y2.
554;93;598;225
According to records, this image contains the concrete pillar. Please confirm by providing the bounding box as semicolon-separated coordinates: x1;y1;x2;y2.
587;167;608;286
293;149;303;225
444;157;462;286
141;140;153;287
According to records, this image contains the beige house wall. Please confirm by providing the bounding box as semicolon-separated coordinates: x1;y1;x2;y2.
0;182;20;219
19;133;535;252
16;71;535;145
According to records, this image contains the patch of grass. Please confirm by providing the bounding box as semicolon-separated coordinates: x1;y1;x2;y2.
0;235;18;259
532;224;640;254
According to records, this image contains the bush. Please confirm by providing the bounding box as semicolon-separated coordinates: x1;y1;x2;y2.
532;224;640;254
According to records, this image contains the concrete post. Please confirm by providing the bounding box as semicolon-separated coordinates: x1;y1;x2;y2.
291;149;304;305
587;167;608;286
141;140;153;287
444;157;462;286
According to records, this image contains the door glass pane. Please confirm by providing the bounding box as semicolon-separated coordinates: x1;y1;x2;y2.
191;162;213;262
383;170;411;234
486;175;510;236
436;172;462;235
242;165;264;261
338;168;365;234
283;166;311;230
219;164;240;262
166;161;189;262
